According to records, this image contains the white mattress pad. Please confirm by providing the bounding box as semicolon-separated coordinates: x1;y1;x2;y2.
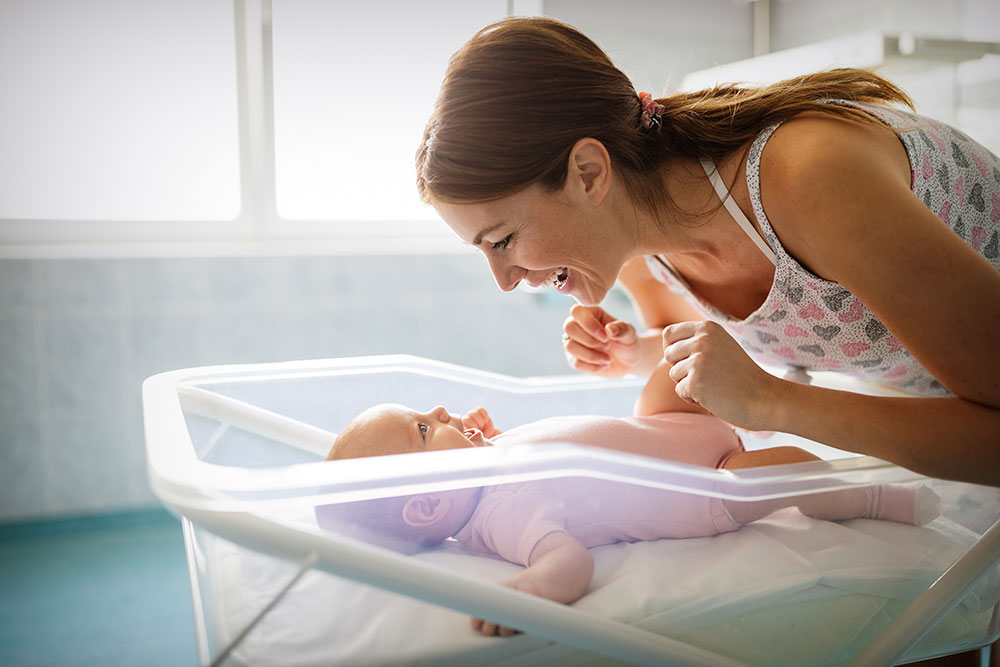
204;507;1000;666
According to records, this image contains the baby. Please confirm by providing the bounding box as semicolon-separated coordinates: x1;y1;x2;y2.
321;362;939;637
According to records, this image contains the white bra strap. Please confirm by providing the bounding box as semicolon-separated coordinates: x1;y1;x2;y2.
699;158;777;265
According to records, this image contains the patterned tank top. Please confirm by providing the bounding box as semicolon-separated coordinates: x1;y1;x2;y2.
645;100;1000;397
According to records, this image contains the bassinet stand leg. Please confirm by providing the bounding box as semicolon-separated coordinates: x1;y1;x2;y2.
847;518;1000;666
208;549;319;667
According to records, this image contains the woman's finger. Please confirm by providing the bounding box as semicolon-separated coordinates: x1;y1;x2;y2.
673;374;702;407
565;338;611;367
570;356;613;375
666;356;702;406
562;317;608;351
667;354;694;385
568;304;612;342
662;321;702;346
605;320;637;344
663;337;697;365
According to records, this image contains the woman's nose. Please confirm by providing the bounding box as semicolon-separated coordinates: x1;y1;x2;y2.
485;254;525;292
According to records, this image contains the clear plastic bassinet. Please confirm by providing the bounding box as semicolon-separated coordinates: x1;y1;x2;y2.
141;354;1000;667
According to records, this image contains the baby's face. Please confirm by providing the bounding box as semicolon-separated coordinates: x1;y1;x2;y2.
331;404;492;459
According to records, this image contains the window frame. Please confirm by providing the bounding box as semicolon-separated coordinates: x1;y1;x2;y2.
0;0;489;257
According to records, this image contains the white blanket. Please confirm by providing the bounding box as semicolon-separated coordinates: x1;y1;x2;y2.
200;507;999;667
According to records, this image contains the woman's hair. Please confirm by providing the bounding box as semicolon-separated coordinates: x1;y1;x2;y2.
415;16;913;215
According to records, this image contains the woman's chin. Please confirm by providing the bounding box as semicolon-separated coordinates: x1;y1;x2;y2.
570;283;610;306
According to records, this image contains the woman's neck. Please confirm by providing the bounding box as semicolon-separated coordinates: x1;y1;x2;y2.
627;155;729;257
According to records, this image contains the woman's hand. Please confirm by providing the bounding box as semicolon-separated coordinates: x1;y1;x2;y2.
663;321;783;430
462;407;501;438
561;305;643;377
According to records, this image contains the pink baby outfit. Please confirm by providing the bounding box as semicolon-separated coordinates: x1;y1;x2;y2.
452;413;744;566
645;100;1000;396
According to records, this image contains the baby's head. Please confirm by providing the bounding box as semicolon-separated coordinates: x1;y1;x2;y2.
319;403;488;552
326;403;490;461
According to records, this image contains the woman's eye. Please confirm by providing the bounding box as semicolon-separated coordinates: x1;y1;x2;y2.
490;234;513;251
418;423;429;438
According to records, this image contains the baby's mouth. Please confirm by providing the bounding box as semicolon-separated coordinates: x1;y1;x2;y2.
463;428;482;443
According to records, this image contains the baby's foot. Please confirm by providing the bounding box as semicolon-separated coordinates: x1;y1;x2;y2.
864;482;941;525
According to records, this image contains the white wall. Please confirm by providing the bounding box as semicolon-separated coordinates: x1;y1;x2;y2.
551;0;1000;151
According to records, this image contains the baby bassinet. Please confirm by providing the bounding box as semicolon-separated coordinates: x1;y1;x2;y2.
141;355;1000;666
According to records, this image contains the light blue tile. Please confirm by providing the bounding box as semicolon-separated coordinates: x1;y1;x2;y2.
206;256;294;307
413;252;498;295
324;301;415;357
285;256;354;304
43;416;132;516
265;306;339;361
0;420;46;521
202;310;289;364
39;259;123;308
0;260;38;308
123;416;158;508
0;318;39;417
129;311;207;383
44;314;126;413
122;257;210;312
338;254;449;298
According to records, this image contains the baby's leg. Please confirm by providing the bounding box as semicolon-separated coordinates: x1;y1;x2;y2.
721;447;939;526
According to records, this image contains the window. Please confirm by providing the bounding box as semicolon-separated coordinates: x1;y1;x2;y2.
272;0;506;222
0;0;521;253
0;0;240;223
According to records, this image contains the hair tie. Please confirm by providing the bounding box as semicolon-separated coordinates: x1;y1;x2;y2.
638;91;664;131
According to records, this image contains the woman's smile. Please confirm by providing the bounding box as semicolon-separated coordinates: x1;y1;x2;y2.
434;186;625;306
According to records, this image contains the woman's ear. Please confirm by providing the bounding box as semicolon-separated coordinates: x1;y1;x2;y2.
566;138;612;206
401;493;453;527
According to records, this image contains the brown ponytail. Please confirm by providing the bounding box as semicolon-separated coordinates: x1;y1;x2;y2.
415;17;913;215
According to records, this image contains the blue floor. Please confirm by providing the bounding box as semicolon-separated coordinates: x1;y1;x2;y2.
0;509;197;667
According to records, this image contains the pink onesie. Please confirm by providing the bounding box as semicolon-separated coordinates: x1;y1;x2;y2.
452;413;744;566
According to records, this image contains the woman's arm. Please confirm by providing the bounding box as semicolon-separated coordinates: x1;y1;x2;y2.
764;115;1000;406
664;116;1000;485
773;383;1000;485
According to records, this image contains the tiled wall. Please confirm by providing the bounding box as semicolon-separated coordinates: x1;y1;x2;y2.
0;255;634;522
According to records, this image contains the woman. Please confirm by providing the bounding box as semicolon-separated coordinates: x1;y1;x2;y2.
415;17;1000;487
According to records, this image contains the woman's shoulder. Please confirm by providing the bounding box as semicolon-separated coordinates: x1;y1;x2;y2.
761;109;906;180
752;109;913;279
756;110;911;219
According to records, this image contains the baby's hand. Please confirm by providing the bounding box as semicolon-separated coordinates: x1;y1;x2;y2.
469;576;540;637
469;614;520;637
463;407;501;437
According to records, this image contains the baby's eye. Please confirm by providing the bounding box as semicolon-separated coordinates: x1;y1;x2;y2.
418;423;429;438
490;234;513;251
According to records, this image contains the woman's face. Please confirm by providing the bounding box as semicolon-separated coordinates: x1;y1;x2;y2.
434;184;627;306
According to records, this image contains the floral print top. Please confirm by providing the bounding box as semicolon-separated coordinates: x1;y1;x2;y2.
645;100;1000;396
